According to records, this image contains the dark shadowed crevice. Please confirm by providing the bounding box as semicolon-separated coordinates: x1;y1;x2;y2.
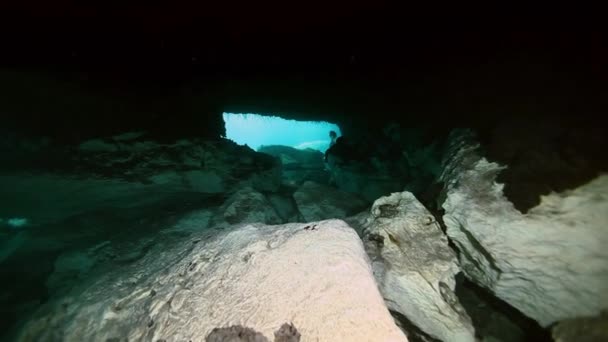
457;223;501;276
389;310;442;342
478;116;608;213
455;275;552;342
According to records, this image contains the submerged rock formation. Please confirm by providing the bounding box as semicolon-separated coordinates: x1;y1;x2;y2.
77;135;282;194
18;219;407;342
293;181;368;222
440;130;608;327
211;186;283;228
258;145;330;187
206;323;301;342
324;124;443;202
359;191;475;342
551;311;608;342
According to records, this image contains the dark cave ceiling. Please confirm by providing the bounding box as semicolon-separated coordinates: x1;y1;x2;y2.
0;2;606;141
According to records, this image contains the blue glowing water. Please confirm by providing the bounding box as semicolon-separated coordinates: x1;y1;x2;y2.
223;113;341;152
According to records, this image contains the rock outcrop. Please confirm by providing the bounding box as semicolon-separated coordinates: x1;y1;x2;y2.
551;311;608;342
18;219;407;342
324;124;443;201
360;191;475;342
293;181;368;222
206;323;301;342
212;186;283;228
77;136;282;194
258;145;330;187
440;130;608;327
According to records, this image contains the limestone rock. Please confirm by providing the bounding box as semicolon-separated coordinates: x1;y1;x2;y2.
267;193;302;223
205;322;301;342
206;325;269;342
258;145;329;187
440;130;608;327
343;210;369;236
18;220;407;342
361;191;475;342
183;170;225;193
213;187;282;228
76;137;281;194
293;181;368;221
552;311;608;342
331;167;404;202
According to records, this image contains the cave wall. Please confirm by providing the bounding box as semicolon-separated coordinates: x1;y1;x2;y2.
3;42;605;146
2;58;606;213
0;70;225;143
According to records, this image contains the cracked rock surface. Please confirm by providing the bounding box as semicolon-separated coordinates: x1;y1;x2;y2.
360;191;475;342
440;130;608;327
18;219;407;342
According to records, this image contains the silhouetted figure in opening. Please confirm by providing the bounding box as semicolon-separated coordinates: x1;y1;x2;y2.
329;130;337;148
325;131;338;162
325;136;358;163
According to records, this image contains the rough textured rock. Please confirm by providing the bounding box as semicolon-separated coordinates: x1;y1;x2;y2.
293;181;368;221
324;124;443;201
266;193;302;223
330;166;405;202
258;145;330;187
212;186;282;228
76;137;281;194
206;325;269;342
18;220;407;342
551;311;608;342
361;191;475;342
183;170;225;193
440;130;608;327
343;210;369;236
206;323;301;342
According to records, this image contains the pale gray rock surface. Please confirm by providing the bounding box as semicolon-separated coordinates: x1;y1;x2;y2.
18;220;407;342
293;181;368;221
440;130;608;327
361;191;475;342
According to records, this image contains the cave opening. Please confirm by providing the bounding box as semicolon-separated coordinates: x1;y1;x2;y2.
222;112;341;152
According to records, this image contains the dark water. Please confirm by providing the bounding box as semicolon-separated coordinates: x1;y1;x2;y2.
0;178;225;340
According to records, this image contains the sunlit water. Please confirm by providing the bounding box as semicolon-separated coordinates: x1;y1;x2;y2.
223;113;341;152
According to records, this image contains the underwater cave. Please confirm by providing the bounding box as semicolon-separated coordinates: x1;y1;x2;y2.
1;6;607;342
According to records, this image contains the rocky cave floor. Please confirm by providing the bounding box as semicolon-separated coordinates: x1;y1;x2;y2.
1;129;607;342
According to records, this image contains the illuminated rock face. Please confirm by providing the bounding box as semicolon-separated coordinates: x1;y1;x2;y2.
18;220;407;342
361;191;476;342
440;130;608;327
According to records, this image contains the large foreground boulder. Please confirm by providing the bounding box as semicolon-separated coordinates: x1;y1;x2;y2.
361;191;475;342
18;219;407;342
440;130;608;327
